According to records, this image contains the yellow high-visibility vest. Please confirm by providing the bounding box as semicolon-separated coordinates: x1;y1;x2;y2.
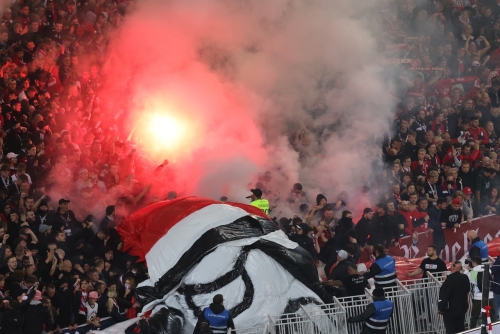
250;198;270;215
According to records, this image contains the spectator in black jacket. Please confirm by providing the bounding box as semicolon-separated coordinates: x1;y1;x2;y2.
1;297;24;333
52;198;79;236
367;203;397;250
334;211;354;236
355;208;373;248
387;201;407;240
88;227;109;258
23;288;53;334
458;161;475;191
289;223;316;260
100;205;115;228
438;261;471;334
95;281;109;318
429;198;447;254
440;198;463;229
337;231;361;263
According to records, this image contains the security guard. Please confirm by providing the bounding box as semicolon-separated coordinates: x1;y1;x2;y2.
467;230;489;264
194;294;235;334
348;288;394;334
364;245;397;288
246;188;269;215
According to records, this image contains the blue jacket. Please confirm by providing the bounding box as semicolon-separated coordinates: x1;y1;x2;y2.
366;299;394;331
195;303;235;334
469;237;488;262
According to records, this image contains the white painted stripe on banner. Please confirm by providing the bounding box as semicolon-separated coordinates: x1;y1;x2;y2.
146;203;251;283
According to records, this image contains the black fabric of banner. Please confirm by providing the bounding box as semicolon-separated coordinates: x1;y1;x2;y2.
135;214;333;324
147;307;184;334
136;216;278;306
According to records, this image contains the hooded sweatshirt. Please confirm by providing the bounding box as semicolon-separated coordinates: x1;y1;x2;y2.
289;223;316;259
335;217;354;236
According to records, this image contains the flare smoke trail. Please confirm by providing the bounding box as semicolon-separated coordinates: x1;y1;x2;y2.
101;0;395;209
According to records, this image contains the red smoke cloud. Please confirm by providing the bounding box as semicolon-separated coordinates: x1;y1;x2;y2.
99;3;268;199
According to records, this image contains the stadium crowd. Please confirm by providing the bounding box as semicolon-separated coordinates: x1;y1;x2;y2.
272;0;500;268
262;0;500;331
0;0;500;332
0;0;162;333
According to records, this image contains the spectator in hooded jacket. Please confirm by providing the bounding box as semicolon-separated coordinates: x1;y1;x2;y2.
355;208;373;248
367;203;398;250
289;223;316;260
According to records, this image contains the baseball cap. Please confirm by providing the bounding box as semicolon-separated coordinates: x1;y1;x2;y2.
6;152;18;159
463;187;473;195
451;198;462;205
363;208;373;214
337;250;348;260
246;188;262;199
58;198;70;205
88;291;98;299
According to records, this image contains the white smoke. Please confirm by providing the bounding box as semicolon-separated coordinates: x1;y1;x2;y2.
102;0;394;211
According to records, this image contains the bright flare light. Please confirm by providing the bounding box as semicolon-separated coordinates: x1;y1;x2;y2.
132;110;192;161
147;113;185;148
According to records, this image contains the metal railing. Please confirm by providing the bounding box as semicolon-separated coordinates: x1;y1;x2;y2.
268;309;315;334
227;275;475;334
302;299;348;334
227;323;268;334
335;294;372;333
401;273;445;334
333;281;415;334
266;302;348;334
428;271;474;331
377;281;416;334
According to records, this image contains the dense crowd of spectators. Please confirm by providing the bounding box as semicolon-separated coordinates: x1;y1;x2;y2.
0;0;160;333
266;0;500;290
3;0;500;332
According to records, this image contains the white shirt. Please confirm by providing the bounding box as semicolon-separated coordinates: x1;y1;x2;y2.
85;301;98;321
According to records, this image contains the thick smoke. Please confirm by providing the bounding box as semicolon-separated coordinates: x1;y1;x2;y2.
101;0;394;211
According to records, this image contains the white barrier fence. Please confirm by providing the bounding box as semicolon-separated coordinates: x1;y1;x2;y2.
401;272;446;334
228;274;478;334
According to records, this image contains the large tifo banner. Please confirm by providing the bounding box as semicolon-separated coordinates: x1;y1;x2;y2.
359;215;500;263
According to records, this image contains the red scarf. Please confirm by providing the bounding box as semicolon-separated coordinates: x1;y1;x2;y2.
79;289;88;315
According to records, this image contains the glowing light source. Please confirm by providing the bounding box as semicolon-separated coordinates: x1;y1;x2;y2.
147;113;185;147
131;109;192;162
